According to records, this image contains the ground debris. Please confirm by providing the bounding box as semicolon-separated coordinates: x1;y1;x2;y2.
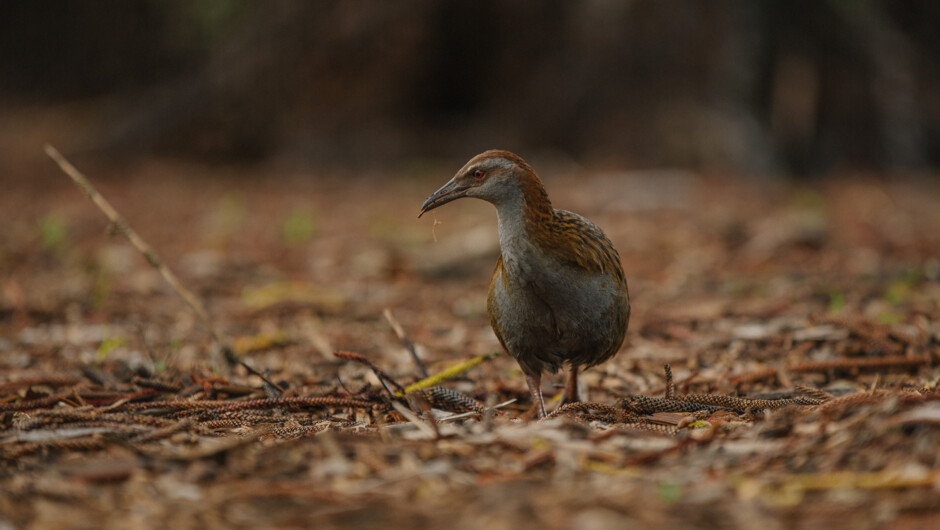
1;169;938;528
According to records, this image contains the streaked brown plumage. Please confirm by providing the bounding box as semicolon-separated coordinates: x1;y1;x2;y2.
420;150;630;418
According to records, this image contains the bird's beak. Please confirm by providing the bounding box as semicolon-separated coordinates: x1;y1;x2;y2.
419;178;470;218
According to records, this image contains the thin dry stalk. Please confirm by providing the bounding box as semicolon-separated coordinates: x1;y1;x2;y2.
0;376;83;393
334;350;407;395
240;361;284;397
119;396;378;414
44;144;233;366
0;393;72;412
389;401;437;438
383;308;428;378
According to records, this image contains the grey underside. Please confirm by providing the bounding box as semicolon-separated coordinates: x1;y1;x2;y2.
488;209;629;375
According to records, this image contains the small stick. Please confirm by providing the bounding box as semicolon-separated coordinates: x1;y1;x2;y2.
389;401;437;439
439;398;516;424
44;145;232;366
240;361;283;397
335;375;370;396
482;394;499;431
334;350;407;396
134;322;158;367
408;392;441;439
383;308;429;378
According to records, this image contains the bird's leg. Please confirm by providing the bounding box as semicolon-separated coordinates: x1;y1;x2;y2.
561;366;580;405
525;373;547;419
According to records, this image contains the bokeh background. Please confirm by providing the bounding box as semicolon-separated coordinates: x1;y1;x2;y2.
2;0;938;174
3;4;940;528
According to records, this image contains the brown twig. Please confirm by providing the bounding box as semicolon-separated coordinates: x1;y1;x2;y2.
81;389;160;407
2;436;112;459
14;408;177;431
118;396;378;414
439;398;516;423
407;392;441;439
333;350;407;396
0;376;83;394
240;361;284;397
0;392;72;412
389;401;437;439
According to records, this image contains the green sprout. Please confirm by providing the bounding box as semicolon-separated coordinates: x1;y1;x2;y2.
280;209;317;246
38;213;68;255
96;335;127;362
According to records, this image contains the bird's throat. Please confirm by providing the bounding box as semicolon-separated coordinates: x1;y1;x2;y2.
493;177;555;278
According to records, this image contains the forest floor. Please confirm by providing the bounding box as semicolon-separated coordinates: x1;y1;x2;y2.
1;150;939;529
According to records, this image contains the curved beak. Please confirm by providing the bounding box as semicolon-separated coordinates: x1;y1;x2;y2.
419;178;470;218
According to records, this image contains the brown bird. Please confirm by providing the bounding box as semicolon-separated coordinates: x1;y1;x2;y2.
419;150;630;418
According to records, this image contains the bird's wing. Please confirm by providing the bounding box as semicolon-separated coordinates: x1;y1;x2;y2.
534;209;626;284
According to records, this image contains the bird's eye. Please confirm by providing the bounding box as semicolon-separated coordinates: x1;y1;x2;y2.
472;169;485;179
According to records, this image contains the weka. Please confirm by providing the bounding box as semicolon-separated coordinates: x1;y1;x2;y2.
420;150;629;418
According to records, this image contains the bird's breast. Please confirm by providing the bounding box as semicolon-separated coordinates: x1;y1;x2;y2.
488;239;628;371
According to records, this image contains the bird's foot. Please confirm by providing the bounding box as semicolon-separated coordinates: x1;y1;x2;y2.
558;367;581;406
525;373;547;419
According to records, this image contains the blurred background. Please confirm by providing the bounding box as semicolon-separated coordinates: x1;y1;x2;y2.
2;0;938;175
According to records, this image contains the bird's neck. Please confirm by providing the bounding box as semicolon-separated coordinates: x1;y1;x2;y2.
493;174;555;273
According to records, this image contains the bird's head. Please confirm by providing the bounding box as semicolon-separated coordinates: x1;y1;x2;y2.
419;150;545;217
